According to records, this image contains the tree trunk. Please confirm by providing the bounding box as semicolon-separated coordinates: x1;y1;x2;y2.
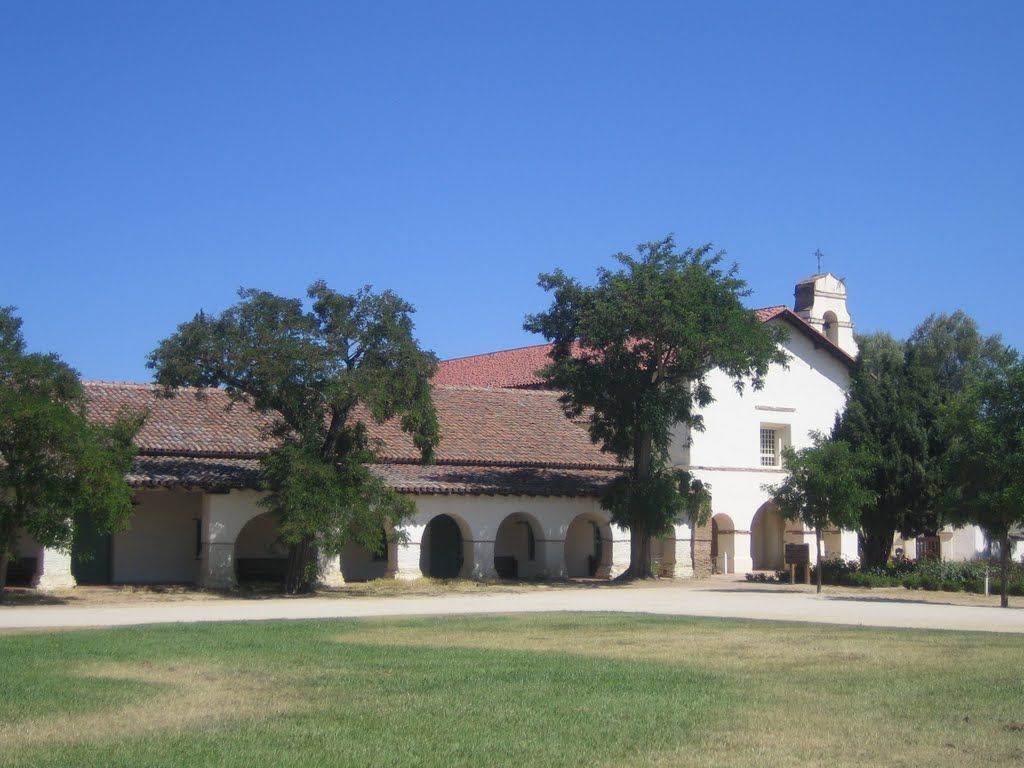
999;530;1010;609
0;549;9;600
623;430;655;580
815;527;823;594
629;522;653;579
284;534;317;595
860;524;895;568
0;524;14;599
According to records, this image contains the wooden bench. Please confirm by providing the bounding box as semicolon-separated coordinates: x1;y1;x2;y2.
236;557;288;582
494;556;518;579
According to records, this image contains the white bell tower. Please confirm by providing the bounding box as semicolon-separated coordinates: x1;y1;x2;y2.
793;272;858;357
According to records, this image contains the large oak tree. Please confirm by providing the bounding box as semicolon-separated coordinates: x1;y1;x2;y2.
148;282;439;593
525;236;788;578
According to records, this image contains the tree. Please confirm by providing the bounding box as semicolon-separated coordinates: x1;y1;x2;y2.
940;354;1024;608
764;435;875;593
834;313;1010;567
0;308;141;594
906;310;1011;394
833;332;936;566
148;282;439;594
524;236;788;578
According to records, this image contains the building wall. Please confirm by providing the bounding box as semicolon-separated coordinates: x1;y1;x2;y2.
675;324;853;571
397;494;626;580
112;490;202;583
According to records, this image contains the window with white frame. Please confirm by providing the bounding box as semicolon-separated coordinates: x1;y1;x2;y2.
760;425;791;467
760;427;778;466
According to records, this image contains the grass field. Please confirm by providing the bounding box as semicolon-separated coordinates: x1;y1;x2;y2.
1;614;1022;767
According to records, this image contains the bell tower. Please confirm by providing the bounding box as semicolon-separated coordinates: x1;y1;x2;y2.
793;272;858;357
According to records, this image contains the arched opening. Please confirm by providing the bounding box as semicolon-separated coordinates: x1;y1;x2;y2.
822;310;839;345
340;527;391;582
751;502;786;570
235;513;288;584
711;513;735;574
420;514;465;579
494;513;542;579
564;515;612;578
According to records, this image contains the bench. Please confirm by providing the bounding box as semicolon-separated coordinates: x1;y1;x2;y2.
494;556;518;579
236;557;288;583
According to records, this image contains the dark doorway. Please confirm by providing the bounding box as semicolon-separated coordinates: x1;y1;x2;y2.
425;515;463;578
71;512;113;584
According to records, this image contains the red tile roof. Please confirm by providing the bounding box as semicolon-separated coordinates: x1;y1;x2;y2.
370;463;621;496
83;382;618;469
84;381;624;496
84;382;277;457
432;344;556;389
752;305;788;322
434;306;853;388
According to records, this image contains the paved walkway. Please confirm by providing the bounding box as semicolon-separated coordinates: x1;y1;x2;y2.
2;580;1022;633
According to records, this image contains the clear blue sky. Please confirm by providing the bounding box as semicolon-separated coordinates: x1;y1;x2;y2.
3;1;1021;382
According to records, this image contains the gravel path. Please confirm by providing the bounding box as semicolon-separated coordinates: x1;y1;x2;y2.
2;580;1022;633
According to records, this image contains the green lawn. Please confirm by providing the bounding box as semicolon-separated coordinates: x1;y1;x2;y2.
1;614;1022;767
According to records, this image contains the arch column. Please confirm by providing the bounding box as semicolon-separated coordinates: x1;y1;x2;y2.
394;523;423;580
608;531;630;579
732;530;753;574
199;493;235;589
36;546;75;590
540;537;566;578
197;490;266;589
668;523;694;578
469;537;497;579
319;548;344;587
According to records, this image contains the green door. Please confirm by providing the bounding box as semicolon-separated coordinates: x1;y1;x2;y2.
427;515;463;579
71;512;113;584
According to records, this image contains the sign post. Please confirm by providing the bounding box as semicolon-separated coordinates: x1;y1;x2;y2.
785;543;811;585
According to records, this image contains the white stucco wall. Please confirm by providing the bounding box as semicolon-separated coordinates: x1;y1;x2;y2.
199;490;267;588
396;494;627;580
112;490;201;583
676;324;853;572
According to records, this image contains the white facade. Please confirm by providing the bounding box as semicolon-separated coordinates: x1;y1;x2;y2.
17;269;997;592
668;304;857;573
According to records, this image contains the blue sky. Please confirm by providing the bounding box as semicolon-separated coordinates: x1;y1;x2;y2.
3;1;1021;382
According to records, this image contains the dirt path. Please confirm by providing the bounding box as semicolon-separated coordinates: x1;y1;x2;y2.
2;576;1021;634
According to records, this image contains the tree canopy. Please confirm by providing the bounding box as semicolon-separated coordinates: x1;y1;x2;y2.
148;281;439;593
524;236;788;577
0;307;141;593
833;332;936;566
765;435;875;592
833;313;1010;567
940;353;1024;607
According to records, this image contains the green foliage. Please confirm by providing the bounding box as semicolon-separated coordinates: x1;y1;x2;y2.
803;556;1024;596
525;236;787;576
148;282;439;593
834;332;937;565
601;468;688;538
834;313;1009;567
0;308;142;589
766;436;875;535
939;353;1024;605
765;435;875;592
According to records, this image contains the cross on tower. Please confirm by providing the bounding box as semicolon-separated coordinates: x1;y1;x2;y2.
814;249;824;272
